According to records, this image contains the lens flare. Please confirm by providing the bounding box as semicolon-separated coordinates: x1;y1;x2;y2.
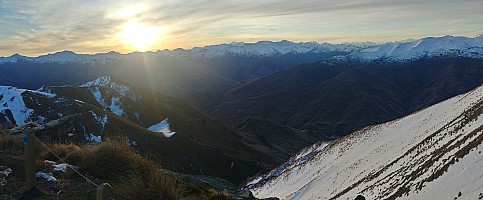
118;21;163;51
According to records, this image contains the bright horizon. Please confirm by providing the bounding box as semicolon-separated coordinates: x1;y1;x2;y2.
0;0;482;57
1;34;483;58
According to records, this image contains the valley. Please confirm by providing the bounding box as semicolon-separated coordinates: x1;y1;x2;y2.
1;35;482;199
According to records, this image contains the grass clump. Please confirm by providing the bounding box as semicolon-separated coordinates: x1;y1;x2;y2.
79;138;230;200
1;133;234;200
0;133;23;152
41;143;83;164
206;189;232;200
79;138;143;179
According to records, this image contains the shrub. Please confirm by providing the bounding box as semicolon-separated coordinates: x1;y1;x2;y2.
1;133;234;200
42;143;83;165
78;138;192;199
79;138;141;179
114;170;186;200
206;189;231;200
0;133;23;152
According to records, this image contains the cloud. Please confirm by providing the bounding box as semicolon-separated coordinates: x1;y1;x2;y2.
0;0;481;56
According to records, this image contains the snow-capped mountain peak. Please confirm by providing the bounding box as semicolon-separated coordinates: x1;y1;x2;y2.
80;76;136;99
80;76;112;87
35;50;121;64
80;76;142;117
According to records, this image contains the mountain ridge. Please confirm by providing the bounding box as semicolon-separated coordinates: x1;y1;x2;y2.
210;57;483;139
1;35;482;64
0;77;315;183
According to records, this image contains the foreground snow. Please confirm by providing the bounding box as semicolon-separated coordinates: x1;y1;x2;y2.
0;168;13;186
36;172;57;182
251;85;483;200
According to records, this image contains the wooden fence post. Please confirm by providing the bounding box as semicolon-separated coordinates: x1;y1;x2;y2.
97;183;113;200
24;128;36;191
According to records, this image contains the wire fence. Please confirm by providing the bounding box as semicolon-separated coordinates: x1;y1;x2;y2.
5;118;114;199
32;134;100;187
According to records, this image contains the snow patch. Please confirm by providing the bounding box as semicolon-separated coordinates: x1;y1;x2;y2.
148;118;176;137
44;160;77;173
128;139;138;146
36;172;57;182
85;133;102;143
89;111;108;132
53;163;75;173
91;87;108;108
109;96;124;116
0;168;13;186
44;160;56;164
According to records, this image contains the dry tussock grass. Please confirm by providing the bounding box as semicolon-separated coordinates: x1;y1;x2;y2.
0;133;232;199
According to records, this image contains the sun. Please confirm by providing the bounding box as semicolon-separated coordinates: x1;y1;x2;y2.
118;21;163;51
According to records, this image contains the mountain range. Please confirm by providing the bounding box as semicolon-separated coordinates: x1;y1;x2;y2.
1;35;481;110
1;34;483;188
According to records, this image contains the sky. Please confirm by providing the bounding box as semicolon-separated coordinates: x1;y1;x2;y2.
0;0;482;56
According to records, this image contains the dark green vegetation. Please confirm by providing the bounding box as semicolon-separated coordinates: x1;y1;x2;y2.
210;57;483;139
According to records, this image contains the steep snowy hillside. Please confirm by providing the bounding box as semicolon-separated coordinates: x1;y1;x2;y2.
251;84;483;200
0;86;54;124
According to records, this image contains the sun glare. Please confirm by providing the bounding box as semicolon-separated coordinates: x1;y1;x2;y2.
118;21;163;51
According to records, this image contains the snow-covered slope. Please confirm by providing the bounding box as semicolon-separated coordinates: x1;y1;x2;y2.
251;84;483;200
80;76;141;117
0;86;55;124
1;35;481;64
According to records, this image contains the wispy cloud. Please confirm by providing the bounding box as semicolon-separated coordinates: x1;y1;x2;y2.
0;0;481;56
